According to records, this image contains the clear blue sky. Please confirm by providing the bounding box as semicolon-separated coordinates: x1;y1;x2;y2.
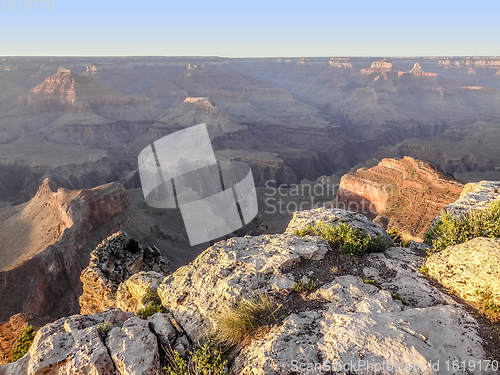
1;0;499;57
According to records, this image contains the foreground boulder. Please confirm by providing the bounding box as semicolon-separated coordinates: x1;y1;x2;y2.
0;308;186;375
426;237;500;305
233;277;483;375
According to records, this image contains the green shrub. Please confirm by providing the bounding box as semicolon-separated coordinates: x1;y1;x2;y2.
164;340;227;375
391;292;407;305
213;293;282;347
11;325;36;362
137;301;167;319
294;221;388;255
388;228;403;246
136;287;167;319
97;322;112;339
142;286;162;306
292;278;323;293
363;278;379;286
418;265;428;275
476;289;500;313
425;200;500;250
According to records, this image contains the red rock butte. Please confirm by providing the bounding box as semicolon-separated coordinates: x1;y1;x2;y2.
336;157;464;240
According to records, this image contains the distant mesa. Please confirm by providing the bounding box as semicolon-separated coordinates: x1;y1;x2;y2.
361;60;437;79
328;58;354;69
400;63;438;78
150;96;246;137
360;59;396;75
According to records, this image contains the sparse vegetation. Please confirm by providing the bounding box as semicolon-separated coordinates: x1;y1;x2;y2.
388;228;403;246
388;228;410;247
137;301;167;319
363;278;379;286
292;278;323;293
418;265;428;275
425;200;500;250
476;289;500;314
163;340;227;375
294;221;388;255
329;265;340;276
97;321;112;339
213;292;283;347
136;287;167;319
391;292;407;305
142;286;163;306
11;325;36;362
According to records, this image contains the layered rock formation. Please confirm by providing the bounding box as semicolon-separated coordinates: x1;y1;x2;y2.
336;157;463;240
79;231;169;315
0;179;131;320
375;122;500;183
27;67;162;122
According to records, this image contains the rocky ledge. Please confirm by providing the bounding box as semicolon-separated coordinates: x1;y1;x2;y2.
1;203;498;374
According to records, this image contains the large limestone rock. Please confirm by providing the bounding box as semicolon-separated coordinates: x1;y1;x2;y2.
79;231;170;315
158;233;329;340
233;276;484;375
285;207;392;243
442;180;500;217
426;237;500;305
0;308;131;375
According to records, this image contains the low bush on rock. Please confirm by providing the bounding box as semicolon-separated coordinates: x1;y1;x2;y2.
137;301;167;319
164;340;227;375
96;321;112;340
213;293;283;347
425;200;500;250
292;278;323;293
137;287;167;319
390;292;407;305
363;278;379;286
295;221;388;254
476;289;500;314
11;325;36;362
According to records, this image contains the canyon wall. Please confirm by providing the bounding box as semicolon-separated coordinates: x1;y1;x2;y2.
0;180;131;321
